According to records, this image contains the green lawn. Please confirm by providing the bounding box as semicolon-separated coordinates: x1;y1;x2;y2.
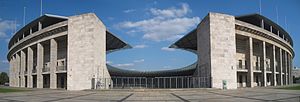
0;87;30;93
278;85;300;90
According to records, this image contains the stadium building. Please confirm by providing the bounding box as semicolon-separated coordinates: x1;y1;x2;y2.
8;12;294;90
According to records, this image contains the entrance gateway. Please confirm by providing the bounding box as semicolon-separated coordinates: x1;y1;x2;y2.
8;13;294;90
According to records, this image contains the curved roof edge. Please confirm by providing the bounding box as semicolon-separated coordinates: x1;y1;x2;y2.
236;13;293;46
8;14;68;49
107;62;197;77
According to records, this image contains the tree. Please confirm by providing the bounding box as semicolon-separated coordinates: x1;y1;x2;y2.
0;72;9;85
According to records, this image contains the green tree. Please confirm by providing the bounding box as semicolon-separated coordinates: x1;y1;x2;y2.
0;72;9;85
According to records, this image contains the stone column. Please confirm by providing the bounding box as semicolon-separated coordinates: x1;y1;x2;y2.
9;56;15;87
20;50;26;87
285;51;288;85
12;56;16;87
279;48;283;85
38;22;42;31
286;54;289;85
16;53;20;87
50;39;57;89
247;37;254;87
27;47;33;88
262;41;267;86
37;43;44;88
9;58;13;87
289;54;293;84
271;45;276;86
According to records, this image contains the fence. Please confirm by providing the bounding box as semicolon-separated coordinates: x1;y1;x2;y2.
106;76;211;89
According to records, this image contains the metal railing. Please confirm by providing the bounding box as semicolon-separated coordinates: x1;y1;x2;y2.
237;65;247;70
266;66;271;71
254;66;261;71
56;65;67;72
106;76;212;89
42;66;50;72
32;68;36;73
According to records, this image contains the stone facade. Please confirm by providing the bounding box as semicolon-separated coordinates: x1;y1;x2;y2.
197;13;237;89
7;12;294;90
67;13;111;90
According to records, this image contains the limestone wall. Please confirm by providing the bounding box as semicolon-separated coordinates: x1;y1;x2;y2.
67;13;110;90
197;12;237;89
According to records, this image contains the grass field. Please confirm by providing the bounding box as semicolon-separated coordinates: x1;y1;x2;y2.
278;84;300;90
0;87;30;93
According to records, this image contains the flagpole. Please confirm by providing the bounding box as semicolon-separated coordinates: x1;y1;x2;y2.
276;5;279;24
285;16;287;31
23;7;26;27
259;0;262;14
40;0;43;16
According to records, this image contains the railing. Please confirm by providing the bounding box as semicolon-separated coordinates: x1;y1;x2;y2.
108;76;212;89
236;65;247;70
42;66;50;72
32;68;37;73
266;66;271;71
56;66;67;72
254;66;261;71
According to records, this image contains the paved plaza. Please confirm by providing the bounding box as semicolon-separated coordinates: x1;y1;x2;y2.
0;88;299;102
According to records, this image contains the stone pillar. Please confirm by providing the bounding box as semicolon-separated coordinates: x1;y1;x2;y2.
246;37;254;87
20;50;26;87
262;41;267;86
12;56;16;87
27;47;33;88
9;57;14;87
261;19;264;28
16;53;20;87
289;54;293;84
37;43;44;88
271;45;276;86
38;22;42;31
279;48;283;85
50;39;57;89
285;51;288;85
9;58;12;86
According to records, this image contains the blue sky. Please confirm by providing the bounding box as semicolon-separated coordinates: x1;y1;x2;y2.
0;0;299;72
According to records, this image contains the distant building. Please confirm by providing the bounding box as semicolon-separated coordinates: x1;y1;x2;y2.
292;67;300;83
292;67;300;77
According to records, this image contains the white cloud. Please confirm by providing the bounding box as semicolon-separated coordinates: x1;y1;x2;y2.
1;60;8;64
133;44;148;48
106;61;113;64
114;63;134;67
107;17;114;20
133;59;145;63
163;65;172;69
150;3;190;18
5;38;10;43
129;68;136;71
123;9;136;13
0;19;16;38
117;3;200;42
161;47;176;51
